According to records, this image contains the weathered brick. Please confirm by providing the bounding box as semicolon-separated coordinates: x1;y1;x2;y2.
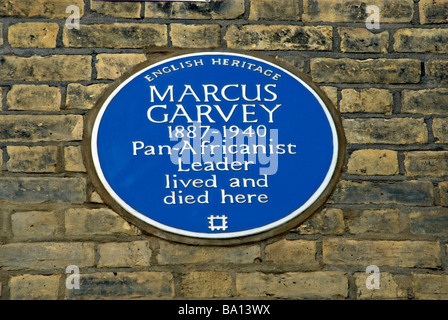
409;209;448;235
145;0;245;20
7;84;61;111
346;149;399;175
66;83;108;110
249;0;300;21
64;207;137;236
8;22;58;48
440;182;448;207
414;274;448;299
10;274;61;300
67;272;174;299
0;55;92;81
170;24;220;48
0;115;83;142
157;240;260;265
404;151;448;177
394;28;448;53
303;0;414;23
63;24;167;48
402;89;448;115
294;208;345;235
236;271;348;299
0;177;86;203
323;239;441;268
346;209;403;234
64;146;85;172
339;27;389;53
419;0;448;24
96;53;147;80
90;0;141;18
331;180;434;206
98;241;152;268
0;242;95;270
264;240;318;267
11;211;58;239
340;88;393;114
276;54;307;73
426;60;448;84
182;272;232;298
320;86;338;107
310;86;338;108
355;273;409;300
225;25;332;51
90;191;104;204
0;0;84;18
6;146;58;173
0;208;8;239
433;118;448;144
343;118;428;145
311;58;421;84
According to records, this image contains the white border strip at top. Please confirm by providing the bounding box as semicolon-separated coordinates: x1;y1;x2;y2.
91;52;339;239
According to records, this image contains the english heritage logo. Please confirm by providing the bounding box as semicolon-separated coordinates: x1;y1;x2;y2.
84;50;346;245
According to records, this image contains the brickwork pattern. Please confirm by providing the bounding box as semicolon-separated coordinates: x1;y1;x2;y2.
0;0;448;300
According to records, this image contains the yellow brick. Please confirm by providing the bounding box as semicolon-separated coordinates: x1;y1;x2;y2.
8;23;58;48
170;24;221;48
64;146;85;172
303;0;413;23
90;0;141;18
10;274;61;300
339;27;389;53
419;0;448;24
340;88;393;114
96;53;147;80
225;25;332;51
6;146;58;173
404;151;448;177
264;240;318;267
11;211;58;239
236;271;348;299
249;0;300;20
343;118;427;144
414;274;448;299
97;241;151;268
323;239;441;268
7;85;61;111
63;24;167;48
182;272;232;298
0;56;91;81
145;0;245;19
355;273;409;299
347;149;399;175
394;28;448;53
0;0;84;18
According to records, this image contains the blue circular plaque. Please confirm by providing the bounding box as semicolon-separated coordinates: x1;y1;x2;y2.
86;51;345;244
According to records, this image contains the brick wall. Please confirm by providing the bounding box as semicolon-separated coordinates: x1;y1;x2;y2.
0;0;447;300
